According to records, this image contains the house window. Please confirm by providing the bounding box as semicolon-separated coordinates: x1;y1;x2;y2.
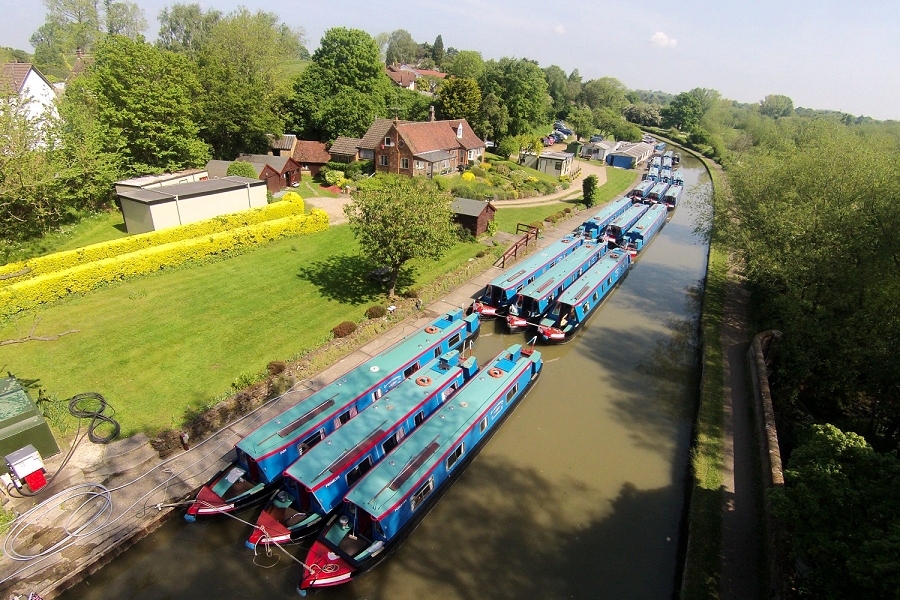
446;443;465;470
555;162;563;171
384;136;394;147
415;161;424;170
468;149;476;160
379;155;389;167
400;157;410;170
411;477;434;511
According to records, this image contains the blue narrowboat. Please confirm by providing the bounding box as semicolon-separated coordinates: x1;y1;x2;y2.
650;156;661;168
663;184;683;209
645;181;670;204
647;167;660;182
298;344;543;593
672;170;684;186
604;204;650;247
629;180;654;201
247;350;479;546
576;197;633;241
623;204;668;257
654;142;666;152
184;310;479;520
660;167;673;184
506;241;607;332
662;156;673;170
536;250;632;343
473;235;582;318
663;150;674;161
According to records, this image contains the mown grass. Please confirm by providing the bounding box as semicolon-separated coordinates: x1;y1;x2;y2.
1;211;128;265
0;225;485;437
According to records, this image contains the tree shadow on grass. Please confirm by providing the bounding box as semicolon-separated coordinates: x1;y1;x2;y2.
296;252;416;305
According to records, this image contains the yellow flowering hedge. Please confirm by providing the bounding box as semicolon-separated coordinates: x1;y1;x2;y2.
0;209;328;318
0;195;307;285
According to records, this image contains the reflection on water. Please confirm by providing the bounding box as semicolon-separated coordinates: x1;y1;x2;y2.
62;156;711;600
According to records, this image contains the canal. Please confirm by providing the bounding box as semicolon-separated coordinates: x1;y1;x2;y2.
62;156;711;600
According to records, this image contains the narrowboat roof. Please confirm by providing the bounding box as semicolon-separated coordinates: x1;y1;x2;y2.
237;310;474;458
635;181;653;190
664;185;682;198
284;351;475;491
486;237;581;290
628;204;667;237
557;251;629;306
650;182;669;193
587;197;632;223
610;204;649;229
518;242;602;301
346;345;541;520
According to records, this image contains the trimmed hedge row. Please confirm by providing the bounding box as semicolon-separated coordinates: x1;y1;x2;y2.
0;209;329;318
0;195;307;285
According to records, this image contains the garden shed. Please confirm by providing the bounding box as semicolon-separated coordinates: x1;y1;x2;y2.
0;377;59;474
520;151;576;177
606;142;654;169
117;176;267;234
114;168;208;195
451;197;496;237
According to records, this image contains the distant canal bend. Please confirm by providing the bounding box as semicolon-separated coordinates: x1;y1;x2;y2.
62;155;711;600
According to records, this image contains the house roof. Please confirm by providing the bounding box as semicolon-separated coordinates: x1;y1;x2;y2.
270;133;297;152
414;149;454;162
0;63;53;96
415;69;446;79
206;160;235;178
237;154;300;174
385;66;417;88
359;118;407;150
539;151;575;160
115;168;208;189
329;136;361;157
395;119;483;156
292;140;331;164
117;177;264;205
451;197;495;217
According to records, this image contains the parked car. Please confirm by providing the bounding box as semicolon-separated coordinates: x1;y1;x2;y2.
590;134;604;143
553;120;565;130
559;127;573;136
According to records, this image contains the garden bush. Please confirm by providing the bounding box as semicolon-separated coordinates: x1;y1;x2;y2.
324;170;345;186
402;288;420;299
365;305;387;319
461;171;476;182
492;163;510;176
332;321;357;338
470;166;486;178
529;221;544;232
226;161;258;179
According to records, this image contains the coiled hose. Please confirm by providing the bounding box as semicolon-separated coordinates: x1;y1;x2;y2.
67;392;120;444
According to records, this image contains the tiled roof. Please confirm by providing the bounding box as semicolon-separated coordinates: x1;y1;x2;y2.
360;118;406;150
270;133;297;151
329;136;361;156
396;119;483;155
292;141;331;164
451;197;494;217
238;154;295;173
415;69;446;79
0;63;34;94
385;66;417;88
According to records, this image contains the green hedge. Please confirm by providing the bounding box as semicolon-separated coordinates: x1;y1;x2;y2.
0;195;307;285
0;209;329;318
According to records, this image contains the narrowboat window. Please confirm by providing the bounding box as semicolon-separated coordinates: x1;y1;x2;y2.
442;383;459;402
415;411;425;426
346;456;374;487
382;427;406;454
527;276;535;285
552;305;560;316
373;519;384;538
411;477;434;511
607;277;612;286
582;302;590;313
446;443;465;470
480;417;488;432
434;347;441;359
334;408;357;429
448;332;462;348
515;285;524;293
298;430;324;455
506;384;518;402
593;292;599;302
372;389;382;402
403;362;420;379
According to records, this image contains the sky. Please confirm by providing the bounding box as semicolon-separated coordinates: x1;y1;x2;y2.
2;0;899;120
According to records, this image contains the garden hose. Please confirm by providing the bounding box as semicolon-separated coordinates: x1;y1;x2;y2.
68;392;120;444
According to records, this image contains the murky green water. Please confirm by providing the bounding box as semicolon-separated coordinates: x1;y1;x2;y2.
62;157;710;600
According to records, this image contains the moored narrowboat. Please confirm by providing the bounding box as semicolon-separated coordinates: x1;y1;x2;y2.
604;204;650;247
663;184;682;209
506;241;607;332
672;170;684;186
645;181;670;204
623;204;668;257
472;235;582;319
536;250;631;344
184;310;479;521
647;167;660;182
629;181;653;201
297;344;543;593
246;350;479;547
660;167;673;184
576;197;633;242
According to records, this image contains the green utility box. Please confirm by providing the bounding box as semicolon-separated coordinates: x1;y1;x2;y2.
0;377;60;474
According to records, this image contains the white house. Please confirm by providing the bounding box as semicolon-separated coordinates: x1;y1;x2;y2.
0;63;58;123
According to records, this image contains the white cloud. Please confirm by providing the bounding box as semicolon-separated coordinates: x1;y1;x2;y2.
650;31;677;48
554;24;566;35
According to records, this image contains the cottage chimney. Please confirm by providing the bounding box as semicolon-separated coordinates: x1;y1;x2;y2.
429;105;435;122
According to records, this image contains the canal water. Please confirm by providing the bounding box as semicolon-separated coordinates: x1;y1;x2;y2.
62;157;711;600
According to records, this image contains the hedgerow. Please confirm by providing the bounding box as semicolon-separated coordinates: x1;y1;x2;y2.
0;209;329;318
0;194;307;285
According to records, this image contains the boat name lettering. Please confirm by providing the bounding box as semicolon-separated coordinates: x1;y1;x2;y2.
490;401;504;419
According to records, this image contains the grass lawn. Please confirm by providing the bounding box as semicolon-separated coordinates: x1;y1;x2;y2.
2;211;128;265
0;225;484;437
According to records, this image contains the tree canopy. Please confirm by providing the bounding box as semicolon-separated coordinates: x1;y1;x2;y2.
479;57;548;137
344;176;456;297
437;77;482;123
156;2;221;55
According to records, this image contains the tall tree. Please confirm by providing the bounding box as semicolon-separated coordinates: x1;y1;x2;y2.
437;77;481;123
42;0;101;53
566;69;583;105
30;22;69;71
156;2;221;55
384;29;418;65
68;34;209;174
444;49;483;79
473;91;508;142
661;92;704;130
544;65;569;116
479;57;548;137
581;77;627;112
567;105;594;140
344;176;456;297
432;34;444;67
759;94;795;119
582;174;598;208
196;8;299;158
104;0;146;37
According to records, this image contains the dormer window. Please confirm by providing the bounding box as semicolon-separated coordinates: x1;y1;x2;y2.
456;124;463;139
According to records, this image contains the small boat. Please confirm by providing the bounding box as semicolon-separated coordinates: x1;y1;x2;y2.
644;181;670;205
536;250;631;344
246;350;479;547
660;167;673;184
297;344;543;593
629;181;653;201
663;184;682;209
604;204;650;247
506;241;606;333
472;235;582;319
575;197;633;242
673;152;681;165
623;204;668;257
672;170;684;186
184;310;479;521
647;167;660;182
